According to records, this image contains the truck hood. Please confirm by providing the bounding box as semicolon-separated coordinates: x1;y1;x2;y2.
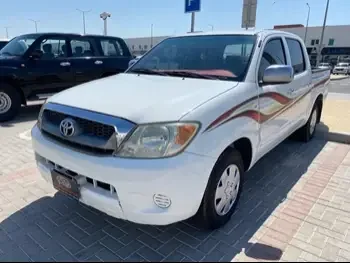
48;73;239;123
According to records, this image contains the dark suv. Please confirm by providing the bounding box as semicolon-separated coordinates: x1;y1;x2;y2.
0;33;133;121
0;40;9;50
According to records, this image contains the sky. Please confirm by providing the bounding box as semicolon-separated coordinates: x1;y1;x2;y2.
0;0;349;39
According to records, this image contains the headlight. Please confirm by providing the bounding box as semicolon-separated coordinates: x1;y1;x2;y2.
114;122;200;158
37;103;45;129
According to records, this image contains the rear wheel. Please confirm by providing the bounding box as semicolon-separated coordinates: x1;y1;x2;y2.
0;85;21;122
294;104;319;142
194;149;244;230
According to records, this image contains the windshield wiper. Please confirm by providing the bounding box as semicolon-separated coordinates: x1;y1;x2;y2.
129;68;169;76
165;70;218;80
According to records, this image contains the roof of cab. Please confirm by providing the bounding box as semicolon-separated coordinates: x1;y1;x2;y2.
170;29;301;39
11;32;123;39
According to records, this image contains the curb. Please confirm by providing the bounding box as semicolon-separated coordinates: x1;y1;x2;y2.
330;76;349;81
315;128;350;144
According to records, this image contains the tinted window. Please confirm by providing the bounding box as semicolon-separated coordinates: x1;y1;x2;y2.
100;39;125;56
286;38;306;74
37;38;67;59
70;39;95;57
258;38;286;80
128;35;257;81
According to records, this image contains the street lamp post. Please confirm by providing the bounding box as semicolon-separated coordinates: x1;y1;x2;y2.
4;27;10;39
29;19;40;33
316;0;330;66
208;24;214;31
100;12;111;36
150;24;153;48
304;3;310;43
77;9;91;34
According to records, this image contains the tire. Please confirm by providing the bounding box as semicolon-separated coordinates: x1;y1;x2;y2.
294;103;319;142
0;84;21;122
194;149;244;230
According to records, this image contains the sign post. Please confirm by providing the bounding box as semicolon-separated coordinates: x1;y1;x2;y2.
185;0;201;33
241;0;257;30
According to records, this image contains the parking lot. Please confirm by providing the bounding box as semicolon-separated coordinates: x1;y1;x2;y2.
0;104;349;262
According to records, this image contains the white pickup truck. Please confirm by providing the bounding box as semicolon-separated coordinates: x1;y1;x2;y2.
32;30;330;230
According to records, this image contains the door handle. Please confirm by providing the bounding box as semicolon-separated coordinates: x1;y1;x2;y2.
60;62;70;67
94;60;103;65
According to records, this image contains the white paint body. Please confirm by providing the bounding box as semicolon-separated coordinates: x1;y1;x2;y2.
32;30;330;225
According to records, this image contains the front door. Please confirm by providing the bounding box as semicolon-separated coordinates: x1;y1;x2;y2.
24;37;74;98
257;37;297;154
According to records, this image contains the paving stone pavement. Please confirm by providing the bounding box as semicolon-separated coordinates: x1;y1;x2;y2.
1;107;350;262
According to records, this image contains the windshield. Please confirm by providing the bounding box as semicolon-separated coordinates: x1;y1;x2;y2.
0;35;37;57
338;63;349;67
127;35;257;81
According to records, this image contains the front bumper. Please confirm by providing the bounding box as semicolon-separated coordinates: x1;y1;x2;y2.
31;124;216;225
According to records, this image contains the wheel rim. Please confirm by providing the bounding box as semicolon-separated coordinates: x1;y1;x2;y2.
309;108;318;135
214;164;240;216
0;92;12;114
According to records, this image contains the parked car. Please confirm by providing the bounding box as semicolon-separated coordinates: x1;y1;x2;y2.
318;63;332;70
0;33;133;121
0;39;9;50
332;62;350;75
32;30;330;229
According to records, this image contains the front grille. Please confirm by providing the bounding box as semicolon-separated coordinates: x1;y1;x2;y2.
44;110;115;139
42;130;114;155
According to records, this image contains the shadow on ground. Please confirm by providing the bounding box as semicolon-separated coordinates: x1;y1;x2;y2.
0;102;43;128
0;138;327;262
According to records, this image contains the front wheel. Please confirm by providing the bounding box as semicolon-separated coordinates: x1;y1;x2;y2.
0;85;21;122
194;149;244;230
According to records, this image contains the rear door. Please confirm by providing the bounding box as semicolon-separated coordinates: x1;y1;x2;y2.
67;37;103;86
24;36;75;97
284;37;311;127
257;36;297;154
95;37;133;77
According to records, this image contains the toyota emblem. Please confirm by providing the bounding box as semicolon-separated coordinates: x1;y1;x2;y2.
59;118;76;137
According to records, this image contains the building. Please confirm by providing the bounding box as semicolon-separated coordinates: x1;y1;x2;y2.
124;36;169;56
274;24;350;66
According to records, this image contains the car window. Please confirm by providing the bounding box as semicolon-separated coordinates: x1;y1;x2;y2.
286;38;306;74
258;38;286;81
128;35;257;81
70;39;95;57
37;38;67;59
100;39;125;56
0;36;37;57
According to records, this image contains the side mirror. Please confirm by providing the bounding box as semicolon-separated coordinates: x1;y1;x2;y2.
29;49;43;60
128;59;137;68
262;65;294;85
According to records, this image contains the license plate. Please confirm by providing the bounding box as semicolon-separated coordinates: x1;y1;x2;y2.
51;170;80;199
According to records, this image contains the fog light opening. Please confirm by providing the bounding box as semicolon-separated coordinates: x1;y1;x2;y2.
153;194;171;209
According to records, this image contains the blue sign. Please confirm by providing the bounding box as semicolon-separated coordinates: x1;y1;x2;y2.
185;0;201;13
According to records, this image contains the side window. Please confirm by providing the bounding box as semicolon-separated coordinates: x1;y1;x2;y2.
100;39;125;56
258;38;286;81
70;39;95;57
286;38;306;74
37;38;67;59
